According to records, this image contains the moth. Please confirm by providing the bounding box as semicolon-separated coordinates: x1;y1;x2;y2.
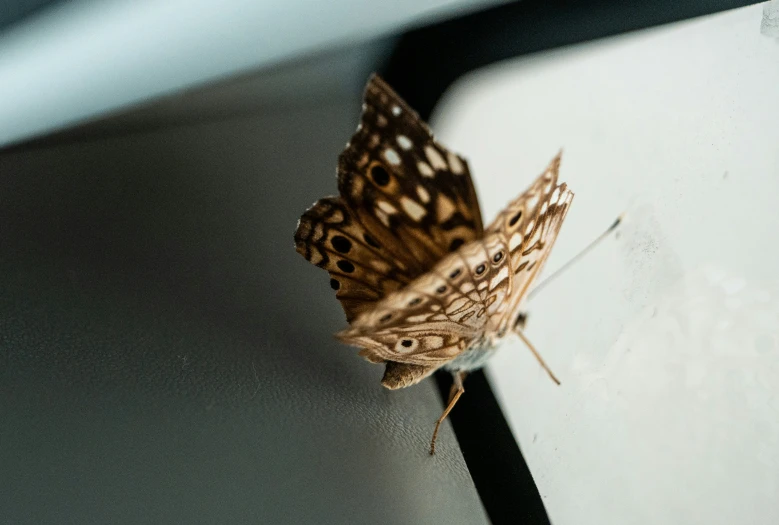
294;74;573;454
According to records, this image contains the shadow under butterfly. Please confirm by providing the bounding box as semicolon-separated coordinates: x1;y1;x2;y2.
294;74;572;454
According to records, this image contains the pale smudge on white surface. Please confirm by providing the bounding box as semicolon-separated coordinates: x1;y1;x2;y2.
762;0;779;39
569;264;779;518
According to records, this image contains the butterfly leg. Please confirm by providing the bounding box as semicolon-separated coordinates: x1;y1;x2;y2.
429;371;466;455
515;329;561;386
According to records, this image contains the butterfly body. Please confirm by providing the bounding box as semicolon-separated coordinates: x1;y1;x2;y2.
442;343;498;373
294;74;573;452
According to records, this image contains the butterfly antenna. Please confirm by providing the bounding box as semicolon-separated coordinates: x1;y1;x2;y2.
528;213;624;300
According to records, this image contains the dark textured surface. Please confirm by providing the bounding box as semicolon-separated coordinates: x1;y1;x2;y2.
0;100;487;524
0;0;60;30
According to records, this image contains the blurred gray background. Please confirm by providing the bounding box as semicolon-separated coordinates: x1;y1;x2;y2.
0;2;499;523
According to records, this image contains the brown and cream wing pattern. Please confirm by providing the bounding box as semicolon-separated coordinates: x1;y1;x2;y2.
295;74;485;322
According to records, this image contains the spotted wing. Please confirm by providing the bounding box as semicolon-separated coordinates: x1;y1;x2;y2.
335;230;517;367
295;74;484;322
295;196;412;322
336;154;573;372
484;153;574;335
336;74;484;273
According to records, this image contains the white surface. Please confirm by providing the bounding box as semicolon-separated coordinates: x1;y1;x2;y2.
0;0;505;147
433;4;779;524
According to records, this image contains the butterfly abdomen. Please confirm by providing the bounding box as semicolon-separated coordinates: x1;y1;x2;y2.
381;361;437;389
442;344;498;372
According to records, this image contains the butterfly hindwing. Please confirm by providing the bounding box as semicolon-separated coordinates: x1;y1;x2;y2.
336;232;512;366
295;196;412;321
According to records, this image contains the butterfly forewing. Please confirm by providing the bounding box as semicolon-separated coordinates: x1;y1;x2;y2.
295;74;484;324
485;153;574;334
337;75;484;272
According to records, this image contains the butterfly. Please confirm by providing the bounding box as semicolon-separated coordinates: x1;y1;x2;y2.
294;74;573;454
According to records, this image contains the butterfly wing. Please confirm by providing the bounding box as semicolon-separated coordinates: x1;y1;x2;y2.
336;154;573;383
295;196;412;321
484;153;574;335
295;74;484;322
337;74;484;274
296;75;573;388
335;229;517;367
